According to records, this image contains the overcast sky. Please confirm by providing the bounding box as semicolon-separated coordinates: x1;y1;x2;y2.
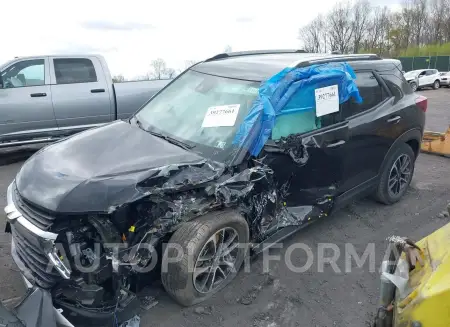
2;0;401;79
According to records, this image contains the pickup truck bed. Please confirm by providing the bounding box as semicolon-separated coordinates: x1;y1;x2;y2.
0;55;171;148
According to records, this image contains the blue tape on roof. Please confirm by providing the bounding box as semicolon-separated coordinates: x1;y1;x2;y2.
232;62;362;156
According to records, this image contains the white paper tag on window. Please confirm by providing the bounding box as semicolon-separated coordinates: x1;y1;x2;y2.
315;85;339;117
201;104;240;128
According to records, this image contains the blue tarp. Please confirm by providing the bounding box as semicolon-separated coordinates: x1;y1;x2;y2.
232;62;362;156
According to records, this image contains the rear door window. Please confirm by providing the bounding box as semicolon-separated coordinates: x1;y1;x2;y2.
341;71;389;118
53;58;97;84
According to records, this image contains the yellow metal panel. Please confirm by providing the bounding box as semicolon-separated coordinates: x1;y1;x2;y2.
394;222;450;327
421;127;450;157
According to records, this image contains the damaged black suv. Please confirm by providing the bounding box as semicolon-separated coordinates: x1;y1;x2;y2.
4;50;426;326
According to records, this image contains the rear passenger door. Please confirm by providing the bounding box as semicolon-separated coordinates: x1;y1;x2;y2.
425;69;436;85
50;57;112;131
338;70;397;195
417;70;427;86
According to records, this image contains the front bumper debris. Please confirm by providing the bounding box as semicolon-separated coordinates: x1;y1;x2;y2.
4;181;142;326
0;276;74;327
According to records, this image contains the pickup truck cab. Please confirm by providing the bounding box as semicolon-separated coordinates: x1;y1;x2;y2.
0;55;170;148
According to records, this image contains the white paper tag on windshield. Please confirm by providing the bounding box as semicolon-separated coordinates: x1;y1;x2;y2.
315;85;339;117
201;104;240;128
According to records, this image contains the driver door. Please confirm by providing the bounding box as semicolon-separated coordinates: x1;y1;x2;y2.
0;57;57;142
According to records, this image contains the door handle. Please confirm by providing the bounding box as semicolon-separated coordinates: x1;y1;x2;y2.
91;89;105;93
30;93;47;97
327;140;346;148
387;116;401;124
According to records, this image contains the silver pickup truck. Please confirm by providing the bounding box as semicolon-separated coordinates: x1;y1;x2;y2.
0;55;170;148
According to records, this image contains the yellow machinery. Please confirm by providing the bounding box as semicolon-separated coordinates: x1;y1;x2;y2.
374;205;450;327
421;127;450;157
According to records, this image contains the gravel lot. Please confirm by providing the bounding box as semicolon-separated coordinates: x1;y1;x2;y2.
0;88;449;327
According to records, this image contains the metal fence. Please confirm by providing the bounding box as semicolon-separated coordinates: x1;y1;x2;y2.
399;56;450;72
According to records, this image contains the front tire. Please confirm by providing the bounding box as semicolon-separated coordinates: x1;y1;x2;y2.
410;82;418;92
161;210;249;306
433;80;440;89
374;143;415;205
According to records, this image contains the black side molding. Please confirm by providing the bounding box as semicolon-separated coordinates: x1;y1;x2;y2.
91;89;105;93
30;93;47;97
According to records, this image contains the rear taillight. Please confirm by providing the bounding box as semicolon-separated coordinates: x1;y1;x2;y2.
415;95;427;112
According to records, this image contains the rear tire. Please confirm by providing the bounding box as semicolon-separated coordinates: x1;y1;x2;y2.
161;210;249;306
433;80;440;89
374;143;415;205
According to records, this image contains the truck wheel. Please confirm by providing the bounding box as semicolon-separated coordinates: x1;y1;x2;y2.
161;210;249;306
433;80;440;89
410;82;417;92
374;143;415;205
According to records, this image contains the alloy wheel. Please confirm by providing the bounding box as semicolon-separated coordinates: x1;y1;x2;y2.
388;154;412;197
410;83;417;92
193;227;239;294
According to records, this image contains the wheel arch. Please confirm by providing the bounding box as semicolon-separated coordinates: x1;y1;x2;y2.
379;128;422;174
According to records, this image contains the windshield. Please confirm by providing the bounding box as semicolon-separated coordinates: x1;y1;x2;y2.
404;70;421;79
134;70;260;162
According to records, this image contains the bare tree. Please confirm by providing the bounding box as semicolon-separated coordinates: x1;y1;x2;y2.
352;0;371;53
430;0;450;44
299;15;327;52
411;0;428;45
327;1;354;53
365;6;391;54
148;58;177;80
165;68;177;79
400;0;415;48
149;58;168;80
387;14;404;55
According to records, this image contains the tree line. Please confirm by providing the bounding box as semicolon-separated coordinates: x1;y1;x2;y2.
299;0;450;57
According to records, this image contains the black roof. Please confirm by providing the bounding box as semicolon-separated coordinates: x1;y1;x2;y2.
193;51;400;81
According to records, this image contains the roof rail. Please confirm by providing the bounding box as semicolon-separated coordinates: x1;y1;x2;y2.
205;49;308;62
295;54;381;67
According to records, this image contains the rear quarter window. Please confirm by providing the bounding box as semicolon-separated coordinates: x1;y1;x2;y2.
381;74;404;102
341;71;389;118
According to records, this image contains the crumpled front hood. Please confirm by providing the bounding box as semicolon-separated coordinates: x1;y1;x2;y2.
16;121;225;213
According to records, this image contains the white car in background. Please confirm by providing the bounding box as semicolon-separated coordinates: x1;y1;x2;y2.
404;69;441;91
439;72;450;87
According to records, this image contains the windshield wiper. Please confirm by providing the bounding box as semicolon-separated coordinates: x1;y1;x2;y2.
147;130;195;150
131;117;194;150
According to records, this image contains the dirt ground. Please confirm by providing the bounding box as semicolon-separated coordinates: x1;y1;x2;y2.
0;88;449;327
